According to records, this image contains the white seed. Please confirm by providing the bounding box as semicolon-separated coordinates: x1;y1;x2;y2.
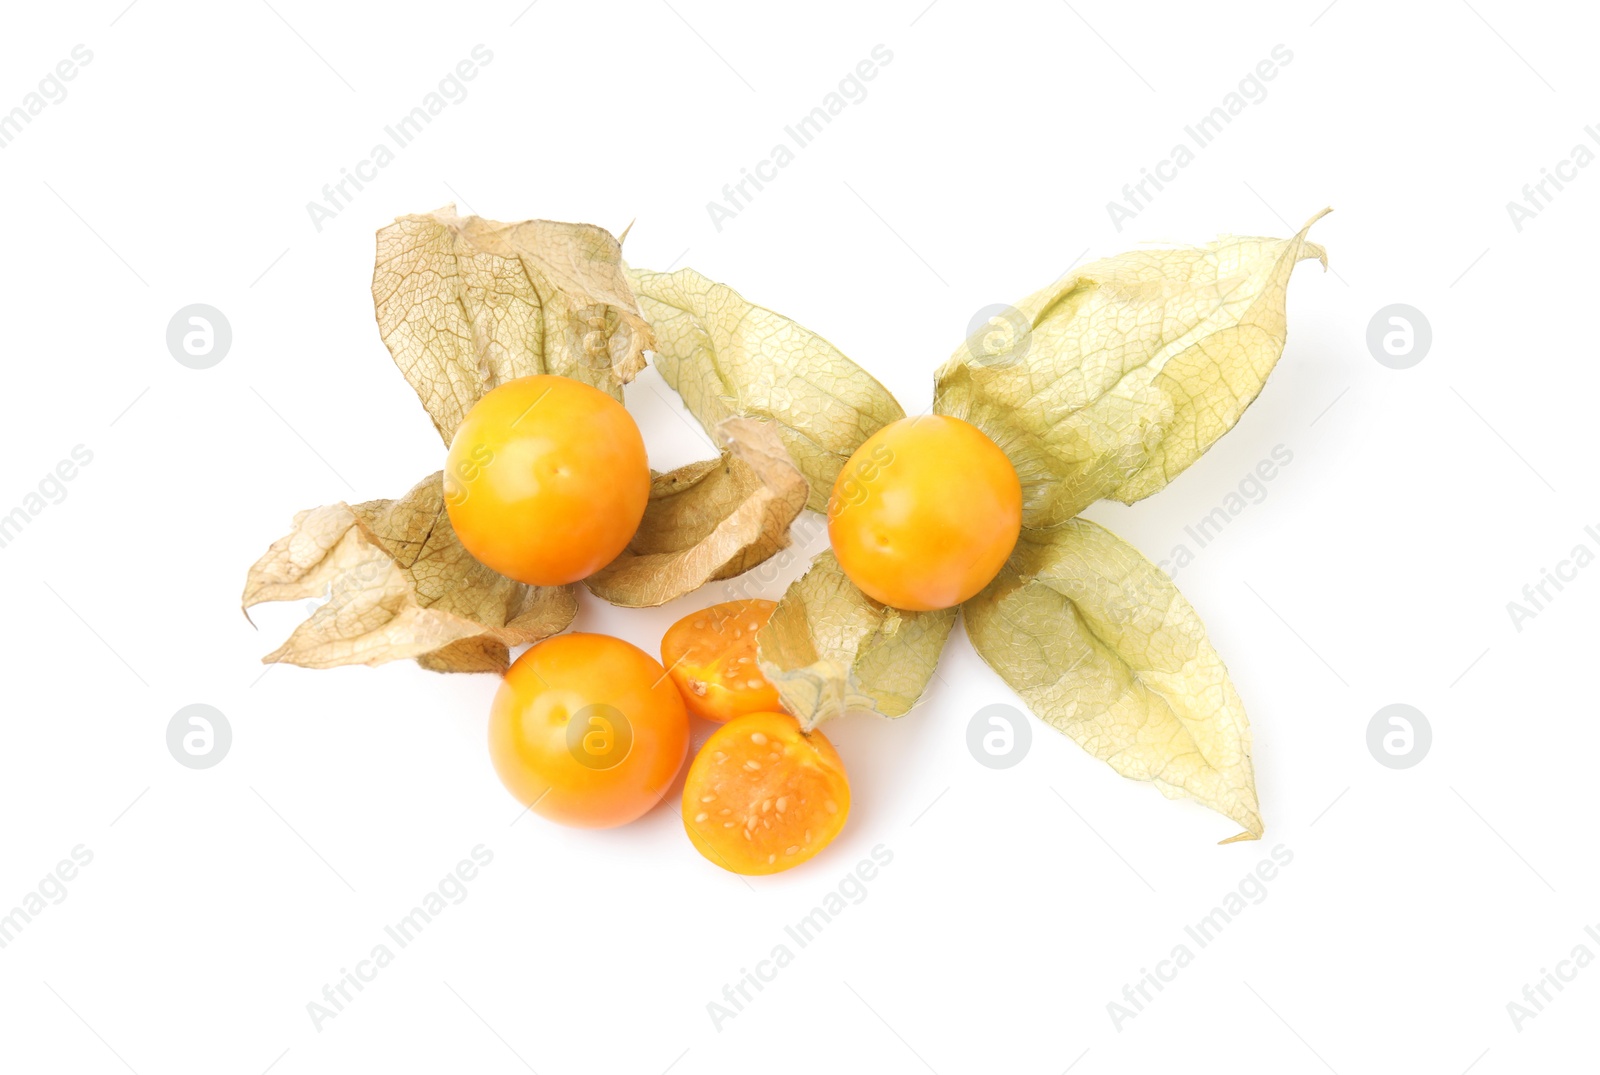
744;760;760;771
761;799;772;813
700;794;716;803
825;800;838;814
768;854;776;864
776;797;788;813
713;751;727;763
694;812;709;823
746;679;764;690
750;732;768;746
785;845;799;856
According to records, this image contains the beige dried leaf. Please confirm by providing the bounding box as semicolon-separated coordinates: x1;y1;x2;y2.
964;519;1261;841
935;211;1328;526
585;418;808;608
243;473;577;673
626;265;904;512
373;206;652;443
756;551;956;732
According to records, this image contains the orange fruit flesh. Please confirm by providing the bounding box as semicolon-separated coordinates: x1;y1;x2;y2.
682;711;849;875
661;600;782;723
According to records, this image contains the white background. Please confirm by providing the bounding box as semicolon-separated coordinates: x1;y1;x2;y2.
1;1;1594;1072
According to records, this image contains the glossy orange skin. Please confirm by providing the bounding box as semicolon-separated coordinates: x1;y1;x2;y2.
489;633;688;829
660;600;782;723
828;416;1022;611
445;375;649;586
682;712;849;876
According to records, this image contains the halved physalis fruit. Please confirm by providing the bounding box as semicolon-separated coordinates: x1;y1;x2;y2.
660;600;782;723
681;711;850;875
